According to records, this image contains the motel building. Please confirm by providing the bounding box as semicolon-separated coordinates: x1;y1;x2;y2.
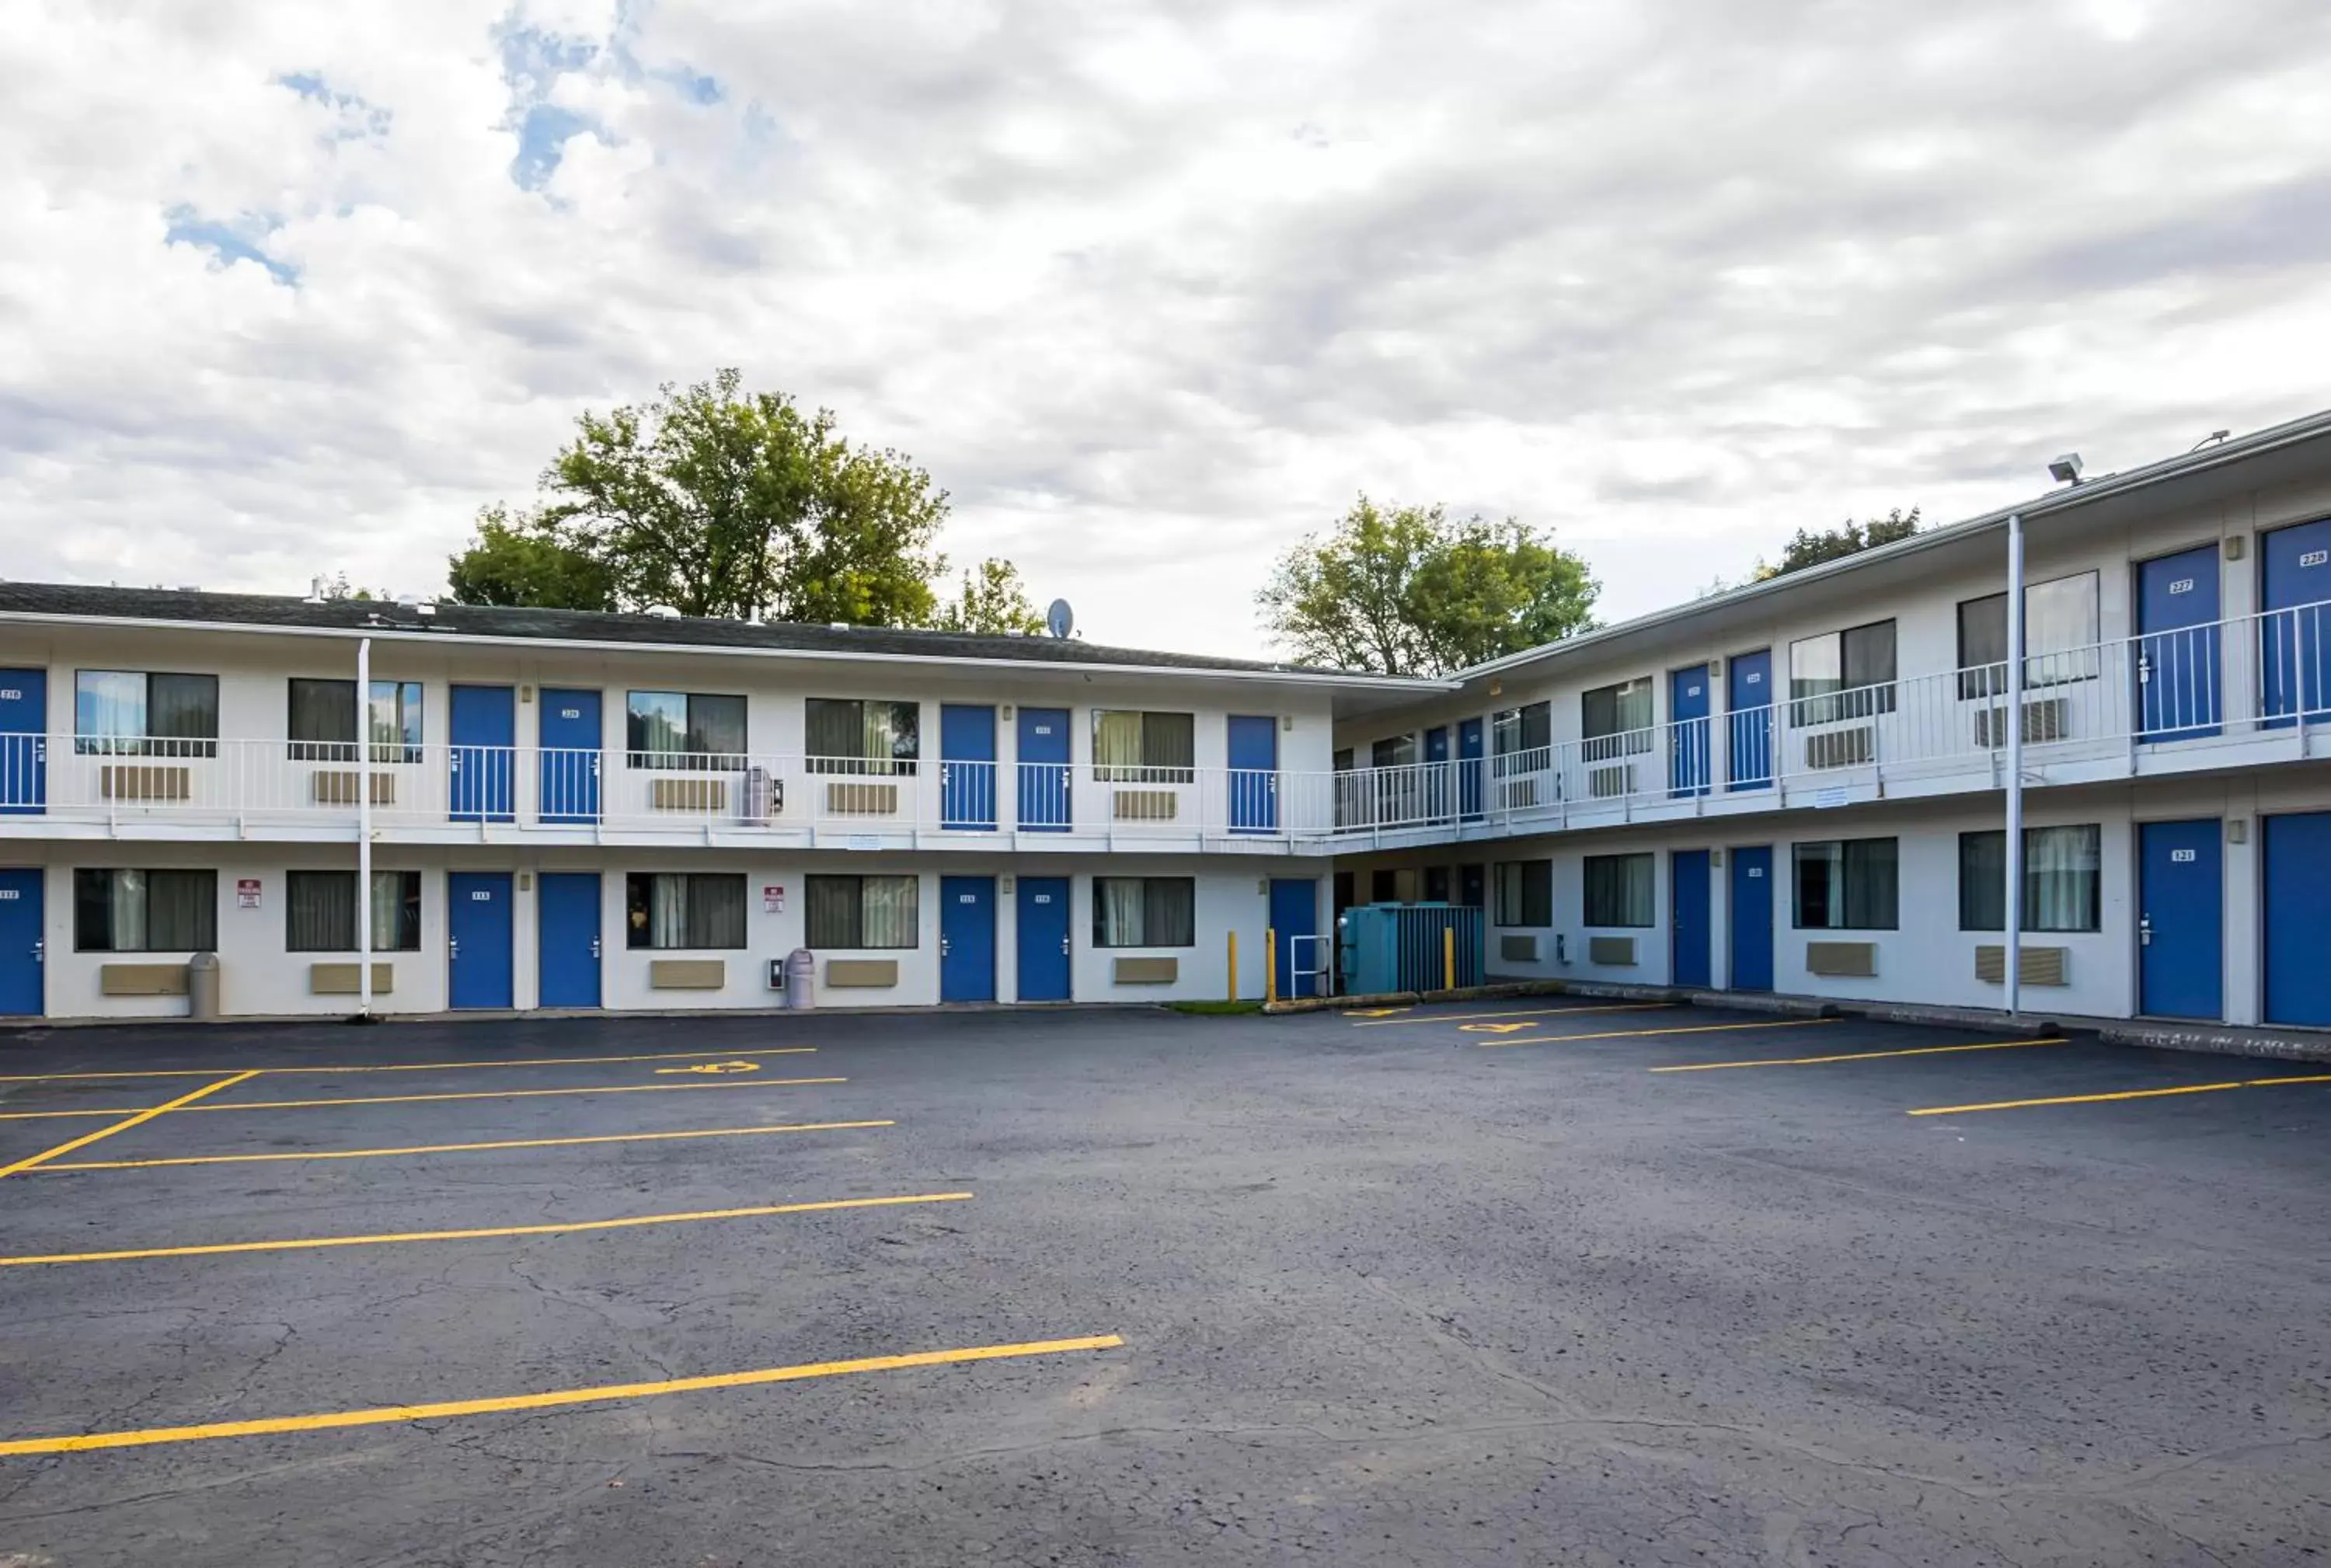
0;406;2328;1031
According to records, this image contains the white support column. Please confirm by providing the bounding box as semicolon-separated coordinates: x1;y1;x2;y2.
2005;514;2025;1021
356;636;373;1019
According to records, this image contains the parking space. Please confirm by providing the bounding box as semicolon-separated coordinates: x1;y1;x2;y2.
2;1004;2327;1566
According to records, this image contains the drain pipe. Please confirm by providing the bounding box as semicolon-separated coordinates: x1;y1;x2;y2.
357;636;373;1020
2005;514;2024;1023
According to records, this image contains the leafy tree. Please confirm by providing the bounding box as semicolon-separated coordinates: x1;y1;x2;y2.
1256;497;1599;676
1755;507;1921;580
932;558;1046;635
444;370;960;626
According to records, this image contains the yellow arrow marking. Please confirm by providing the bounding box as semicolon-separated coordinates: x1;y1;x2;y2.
655;1061;762;1075
1459;1021;1538;1034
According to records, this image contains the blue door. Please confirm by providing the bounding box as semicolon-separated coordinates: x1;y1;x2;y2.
448;871;514;1009
2263;814;2331;1026
1016;708;1071;831
1728;846;1773;991
450;685;516;822
538;689;601;823
0;869;43;1016
1016;876;1071;1002
1726;651;1772;791
1228;715;1279;833
941;876;996;1002
1458;717;1485;821
940;705;998;831
2260;517;2331;729
1459;863;1485;910
1270;878;1319;999
0;670;47;815
538;872;601;1009
1671;850;1711;987
1670;665;1711;797
1423;726;1451;819
2139;819;2222;1019
2138;545;2222;741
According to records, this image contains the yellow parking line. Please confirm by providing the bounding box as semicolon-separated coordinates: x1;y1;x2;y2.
1650;1037;2068;1073
1355;1002;1675;1028
1908;1074;2331;1117
0;1333;1125;1456
0;1191;974;1268
1478;1017;1839;1049
33;1119;895;1173
0;1071;257;1181
0;1076;848;1122
0;1044;820;1087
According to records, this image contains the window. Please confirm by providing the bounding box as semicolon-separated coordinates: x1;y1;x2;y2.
625;873;748;949
1581;678;1654;758
1092;711;1194;782
1333;747;1354;772
1370;868;1399;904
73;869;216;951
804;874;918;949
74;672;218;757
1793;838;1899;929
1371;734;1417;768
1957;572;2102;697
1491;702;1551;772
1959;825;2102;932
803;699;918;775
1493;860;1553;927
286;870;421;951
628;691;747;770
1092;876;1197;947
1583;853;1655;927
288;679;423;762
1789;622;1896;725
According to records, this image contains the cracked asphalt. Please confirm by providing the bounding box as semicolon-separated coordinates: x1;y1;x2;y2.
0;1002;2326;1566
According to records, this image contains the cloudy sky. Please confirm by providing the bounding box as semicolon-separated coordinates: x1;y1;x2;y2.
6;0;2329;656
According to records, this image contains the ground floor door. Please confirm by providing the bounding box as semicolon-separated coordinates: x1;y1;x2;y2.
2263;812;2331;1026
1270;878;1319;998
448;871;514;1009
1671;849;1711;988
1016;876;1071;1002
538;872;601;1009
941;875;997;1003
1728;846;1773;991
2138;819;2222;1019
0;868;41;1016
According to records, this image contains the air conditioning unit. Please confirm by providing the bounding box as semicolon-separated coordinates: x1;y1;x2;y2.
1588;763;1635;799
1974;698;2069;749
742;766;783;821
1804;727;1874;770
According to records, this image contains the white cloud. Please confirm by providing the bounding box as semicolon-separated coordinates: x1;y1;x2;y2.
2;0;2329;651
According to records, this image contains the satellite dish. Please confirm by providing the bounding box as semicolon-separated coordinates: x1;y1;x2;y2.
1045;598;1075;639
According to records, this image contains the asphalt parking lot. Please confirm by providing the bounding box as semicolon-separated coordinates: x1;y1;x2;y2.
1;1001;2326;1567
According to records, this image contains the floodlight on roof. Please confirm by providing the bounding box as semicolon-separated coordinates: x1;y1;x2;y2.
2047;453;2084;486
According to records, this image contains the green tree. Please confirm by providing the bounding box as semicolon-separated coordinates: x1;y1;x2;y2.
1755;507;1921;580
444;370;956;625
1256;497;1599;675
932;558;1046;635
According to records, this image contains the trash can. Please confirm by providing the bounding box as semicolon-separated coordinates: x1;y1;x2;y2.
784;947;817;1010
186;951;221;1022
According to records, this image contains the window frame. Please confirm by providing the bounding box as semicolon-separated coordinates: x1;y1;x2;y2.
284;869;422;952
1791;837;1900;931
1370;733;1418;769
287;678;423;763
71;868;218;952
1091;876;1197;948
623;872;750;950
802;698;920;776
626;690;749;772
1091;710;1196;784
1580;678;1655;758
1490;702;1552;773
73;671;219;758
1492;859;1553;928
1582;852;1656;928
1956;571;2103;699
1957;824;2103;932
803;873;921;950
1788;621;1897;727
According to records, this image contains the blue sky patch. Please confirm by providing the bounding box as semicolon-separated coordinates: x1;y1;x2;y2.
162;207;298;287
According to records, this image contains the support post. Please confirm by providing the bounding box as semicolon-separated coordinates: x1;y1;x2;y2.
1443;924;1456;991
356;637;373;1020
2005;513;2025;1023
1265;927;1278;1006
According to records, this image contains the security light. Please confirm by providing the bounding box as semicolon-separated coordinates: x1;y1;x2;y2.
2047;453;2084;485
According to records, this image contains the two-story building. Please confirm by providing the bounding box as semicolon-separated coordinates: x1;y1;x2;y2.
2;404;2327;1030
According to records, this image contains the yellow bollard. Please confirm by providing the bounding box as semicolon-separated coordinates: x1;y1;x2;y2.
1265;927;1278;1007
1444;925;1456;992
1228;929;1239;1004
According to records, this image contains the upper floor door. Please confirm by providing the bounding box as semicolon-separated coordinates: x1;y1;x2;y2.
2260;516;2331;729
1458;717;1485;821
939;705;998;831
1670;664;1711;797
538;688;601;823
1423;726;1451;820
2137;544;2221;741
1016;707;1071;831
0;670;46;815
450;685;517;822
1228;715;1278;833
1726;650;1772;791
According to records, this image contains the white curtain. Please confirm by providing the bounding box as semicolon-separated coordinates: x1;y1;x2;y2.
861;876;917;948
370;871;412;951
108;869;147;950
2026;825;2099;932
650;873;688;950
1093;712;1144;781
1096;877;1145;945
76;672;144;753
